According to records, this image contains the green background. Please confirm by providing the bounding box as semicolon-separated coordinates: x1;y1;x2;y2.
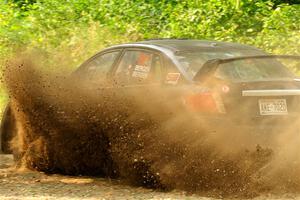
0;0;299;112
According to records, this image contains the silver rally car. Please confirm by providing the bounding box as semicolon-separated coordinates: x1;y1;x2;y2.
1;39;300;153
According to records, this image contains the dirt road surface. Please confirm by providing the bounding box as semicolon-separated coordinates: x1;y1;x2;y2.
0;154;297;200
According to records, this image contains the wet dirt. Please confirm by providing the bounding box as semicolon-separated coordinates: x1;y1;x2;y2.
1;154;300;200
0;154;211;200
3;55;300;198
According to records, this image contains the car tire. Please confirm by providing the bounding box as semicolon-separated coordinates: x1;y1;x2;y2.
0;104;16;154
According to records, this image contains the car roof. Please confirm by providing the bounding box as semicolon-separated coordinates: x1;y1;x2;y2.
105;39;264;55
101;39;265;81
135;39;262;52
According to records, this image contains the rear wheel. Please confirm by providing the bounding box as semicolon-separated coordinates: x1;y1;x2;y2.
0;104;16;154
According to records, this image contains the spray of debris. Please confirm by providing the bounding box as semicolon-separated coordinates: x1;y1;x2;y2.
3;54;300;197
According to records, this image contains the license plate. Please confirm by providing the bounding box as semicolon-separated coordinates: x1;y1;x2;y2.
259;99;288;115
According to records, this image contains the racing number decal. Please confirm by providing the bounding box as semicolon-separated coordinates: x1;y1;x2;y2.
132;52;152;79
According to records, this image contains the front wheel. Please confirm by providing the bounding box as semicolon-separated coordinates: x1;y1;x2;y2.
0;104;16;154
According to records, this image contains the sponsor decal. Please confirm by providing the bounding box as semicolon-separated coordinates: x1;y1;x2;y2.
165;73;180;85
132;70;148;79
132;65;150;79
134;65;150;73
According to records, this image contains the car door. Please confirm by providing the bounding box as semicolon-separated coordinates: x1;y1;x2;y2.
111;48;191;118
113;48;163;87
111;48;172;114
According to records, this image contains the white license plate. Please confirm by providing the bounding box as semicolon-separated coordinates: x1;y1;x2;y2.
259;99;288;115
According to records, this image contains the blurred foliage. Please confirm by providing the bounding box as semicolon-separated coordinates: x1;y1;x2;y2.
0;0;299;69
0;0;299;112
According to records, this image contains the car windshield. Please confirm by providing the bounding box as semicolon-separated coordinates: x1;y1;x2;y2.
175;50;296;81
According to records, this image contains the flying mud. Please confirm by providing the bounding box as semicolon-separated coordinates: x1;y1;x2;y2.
3;54;300;197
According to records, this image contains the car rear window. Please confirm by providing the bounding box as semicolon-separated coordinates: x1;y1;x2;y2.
176;50;296;81
214;58;295;82
175;50;262;78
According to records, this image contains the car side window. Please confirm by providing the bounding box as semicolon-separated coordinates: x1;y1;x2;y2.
84;51;120;80
115;50;162;85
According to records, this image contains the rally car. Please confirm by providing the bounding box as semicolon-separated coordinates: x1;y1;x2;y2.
1;39;300;153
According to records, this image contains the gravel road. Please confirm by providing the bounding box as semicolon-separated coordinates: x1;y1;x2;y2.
0;154;212;200
0;154;298;200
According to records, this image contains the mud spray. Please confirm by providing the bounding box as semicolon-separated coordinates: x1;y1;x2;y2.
3;55;300;197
